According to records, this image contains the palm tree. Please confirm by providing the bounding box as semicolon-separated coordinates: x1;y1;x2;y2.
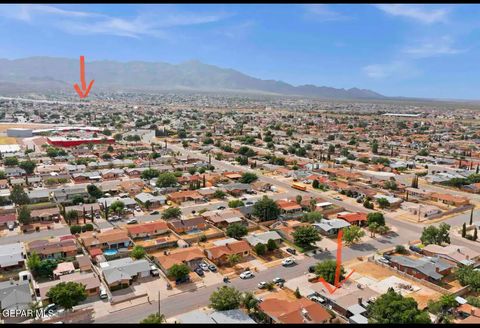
377;225;390;235
368;222;380;238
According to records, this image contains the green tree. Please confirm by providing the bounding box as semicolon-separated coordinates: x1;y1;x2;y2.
367;212;385;226
239;172;258;184
36;259;58;278
161;207;182;220
87;184;104;199
254;243;267;256
315;260;345;285
302;211;323;223
141;168;160;180
342;225;366;245
10;185;30;205
312;180;320;189
156;172;178;188
252;196;280;221
4;156;18;166
209;286;241;311
292;225;321;249
65;210;78;225
140;313;165;324
46;282;87;310
367;288;431;324
228;199;244;208
420;223;450;246
27;252;41;272
227;254;241;266
427;294;457;323
168;263;190;280
294;287;301;298
131;246;146;260
267;239;278;251
19;160;36;175
377;198;390;209
226;223;248;239
241;291;259;313
17;205;31;224
110;200;125;215
213;190;227;199
368;222;380;237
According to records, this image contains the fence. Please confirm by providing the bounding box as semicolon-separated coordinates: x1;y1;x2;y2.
367;256;452;294
428;204;474;220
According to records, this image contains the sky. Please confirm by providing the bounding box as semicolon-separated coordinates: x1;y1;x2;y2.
1;4;480;99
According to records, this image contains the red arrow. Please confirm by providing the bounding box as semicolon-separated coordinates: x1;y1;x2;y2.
73;55;94;99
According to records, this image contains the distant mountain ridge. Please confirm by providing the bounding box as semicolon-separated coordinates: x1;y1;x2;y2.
0;56;385;99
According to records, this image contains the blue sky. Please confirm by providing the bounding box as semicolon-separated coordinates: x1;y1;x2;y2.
1;4;480;99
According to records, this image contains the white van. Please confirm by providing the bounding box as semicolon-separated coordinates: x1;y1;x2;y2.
100;286;108;300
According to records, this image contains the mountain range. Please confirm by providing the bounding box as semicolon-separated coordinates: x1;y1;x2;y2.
0;56;386;99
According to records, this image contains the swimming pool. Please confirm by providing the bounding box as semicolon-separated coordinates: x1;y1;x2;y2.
104;249;118;256
186;228;202;235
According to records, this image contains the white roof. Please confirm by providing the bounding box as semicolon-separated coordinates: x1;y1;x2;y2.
316;202;332;207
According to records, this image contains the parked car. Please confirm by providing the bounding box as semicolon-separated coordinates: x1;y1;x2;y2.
194;268;204;277
208;264;217;272
150;265;160;276
245;201;254;206
257;281;268;289
308;265;316;273
273;277;285;284
282;258;295;266
308;295;325;304
286;248;297;255
44;303;58;315
200;263;209;271
240;197;247;201
126;219;138;225
175;276;191;285
409;245;423;254
378;257;390;264
150;211;160;215
333;196;342;201
99;286;108;300
217;206;226;210
239;270;254;279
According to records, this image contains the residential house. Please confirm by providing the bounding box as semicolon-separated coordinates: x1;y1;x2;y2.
223;183;252;197
168;217;207;234
26;236;78;259
126;221;169;239
336;212;368;226
430;193;470;206
100;257;151;289
277;199;303;219
243;231;283;247
78;229;131;253
135;192;167;208
389;255;454;282
35;272;101;303
313;219;350;236
0;242;25;271
204;239;251;266
155;246;205;272
422;244;480;266
167;190;204;204
0;280;32;320
258;297;332;324
29;207;60;223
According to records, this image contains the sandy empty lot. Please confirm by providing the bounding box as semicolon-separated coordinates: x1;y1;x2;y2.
0;123;54;132
347;260;443;309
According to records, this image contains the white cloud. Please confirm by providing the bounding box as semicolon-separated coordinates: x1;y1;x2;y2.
363;60;420;79
403;36;465;58
304;4;348;21
0;4;229;38
375;4;449;24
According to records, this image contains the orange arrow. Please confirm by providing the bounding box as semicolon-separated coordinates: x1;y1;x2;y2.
73;55;94;99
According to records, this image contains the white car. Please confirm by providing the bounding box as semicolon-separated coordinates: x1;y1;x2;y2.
239;271;254;279
378;257;390;264
282;258;295;266
257;281;267;289
308;295;325;303
333;196;342;201
200;263;209;271
126;219;138;225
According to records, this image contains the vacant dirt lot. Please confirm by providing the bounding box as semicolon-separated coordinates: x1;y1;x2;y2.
0;123;54;132
347;260;443;309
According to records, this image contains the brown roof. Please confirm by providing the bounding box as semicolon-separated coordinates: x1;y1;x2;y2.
27;238;77;256
169;217;206;230
126;221;168;235
259;297;332;324
79;229;129;248
206;240;251;259
155;247;205;270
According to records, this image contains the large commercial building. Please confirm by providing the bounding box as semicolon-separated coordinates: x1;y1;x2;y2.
6;128;33;138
